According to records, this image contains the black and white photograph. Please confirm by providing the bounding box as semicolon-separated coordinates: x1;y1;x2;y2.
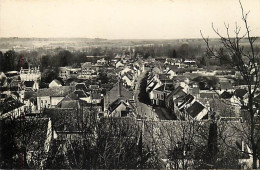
0;0;260;169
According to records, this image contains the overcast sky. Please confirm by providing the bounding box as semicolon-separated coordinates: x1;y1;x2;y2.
0;0;259;39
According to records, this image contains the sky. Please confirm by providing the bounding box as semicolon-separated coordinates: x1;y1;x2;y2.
0;0;260;39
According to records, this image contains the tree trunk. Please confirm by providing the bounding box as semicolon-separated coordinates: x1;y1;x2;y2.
249;96;257;169
253;150;257;169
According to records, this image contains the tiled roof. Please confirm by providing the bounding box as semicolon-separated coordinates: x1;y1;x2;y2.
154;84;174;93
92;92;101;99
147;82;158;93
220;91;233;99
57;100;79;108
158;74;170;80
74;90;89;98
37;86;73;97
199;92;219;99
186;101;206;118
76;83;89;92
165;86;186;102
43;108;84;131
63;92;80;100
220;82;233;90
108;99;127;113
124;71;134;80
178;94;194;109
234;89;248;99
104;81;133;107
24;91;37;100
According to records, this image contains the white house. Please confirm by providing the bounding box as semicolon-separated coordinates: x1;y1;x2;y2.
49;79;62;88
122;72;135;88
106;99;136;117
115;60;124;68
37;86;72;111
167;69;177;79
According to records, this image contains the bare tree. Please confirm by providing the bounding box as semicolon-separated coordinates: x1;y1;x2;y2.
201;0;260;168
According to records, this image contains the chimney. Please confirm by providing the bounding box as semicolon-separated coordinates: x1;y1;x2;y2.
242;140;244;152
118;79;122;98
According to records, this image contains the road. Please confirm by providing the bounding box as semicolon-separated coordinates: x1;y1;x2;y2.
134;70;158;120
134;69;175;120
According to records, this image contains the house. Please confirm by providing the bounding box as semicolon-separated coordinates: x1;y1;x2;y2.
232;88;248;106
78;62;98;79
104;80;134;111
97;58;107;65
167;69;177;79
122;71;135;88
58;67;70;80
91;92;102;105
107;98;136;117
216;81;234;94
177;94;209;120
59;67;80;80
183;60;197;67
150;84;174;106
37;86;73;111
165;86;187;114
74;83;102;105
120;66;133;76
49;79;62;88
115;60;124;68
20;66;41;81
23;91;37;113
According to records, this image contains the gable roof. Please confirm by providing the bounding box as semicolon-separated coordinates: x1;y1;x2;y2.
147;82;158;93
154;84;174;93
124;71;134;80
220;91;233;99
74;90;89;98
104;81;133;107
165;86;186;102
186;101;206;118
108;99;127;113
75;83;89;93
234;89;248;99
51;79;62;85
178;94;195;109
63;92;80;100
